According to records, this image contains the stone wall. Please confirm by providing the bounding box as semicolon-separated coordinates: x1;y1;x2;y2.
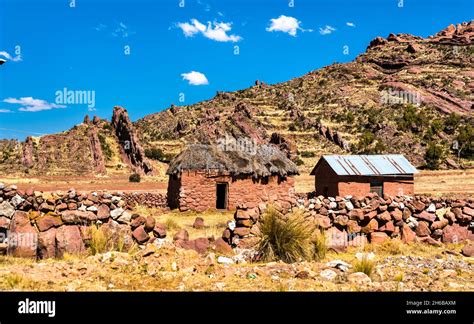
224;193;474;248
172;171;297;212
0;184;168;259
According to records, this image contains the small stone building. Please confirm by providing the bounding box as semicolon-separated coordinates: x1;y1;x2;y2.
167;144;299;211
310;155;417;197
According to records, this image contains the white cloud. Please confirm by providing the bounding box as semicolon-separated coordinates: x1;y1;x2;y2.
0;51;22;62
346;22;356;27
177;19;242;42
319;25;336;35
266;15;311;37
3;97;66;112
181;71;209;86
0;109;11;113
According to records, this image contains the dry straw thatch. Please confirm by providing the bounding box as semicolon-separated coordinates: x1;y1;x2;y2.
167;143;299;178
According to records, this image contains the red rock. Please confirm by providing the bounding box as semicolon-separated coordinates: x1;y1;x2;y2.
35;214;63;232
378;211;391;222
364;210;378;220
401;224;416;243
379;221;395;234
462;207;474;217
431;219;449;230
193;217;205;229
7;211;37;258
415;211;436;223
38;228;57;259
390;209;403;221
61;210;97;224
176;237;210;254
213;237;233;255
222;228;232;241
0;216;10;229
444;211;456;223
461;244;474;257
235;209;250;220
361;219;378;234
348;209;364;221
55;203;68;212
153;223;166;238
442;224;474;243
96;204;110;220
236;219;253;227
173;229;189;241
347;220;361;233
415;221;431;237
132;226;150;244
233;227;250;237
131;216;146;229
411;201;425;212
315;216;331;229
418;236;442;247
370;232;389;244
144;216;156;232
56;225;85;257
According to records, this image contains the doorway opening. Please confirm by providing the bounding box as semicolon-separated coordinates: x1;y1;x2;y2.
216;183;228;209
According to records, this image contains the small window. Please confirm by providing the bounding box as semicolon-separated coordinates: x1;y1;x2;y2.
370;181;383;197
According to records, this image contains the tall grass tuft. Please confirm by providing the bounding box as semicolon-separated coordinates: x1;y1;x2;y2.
89;226;137;255
257;206;322;263
353;257;375;277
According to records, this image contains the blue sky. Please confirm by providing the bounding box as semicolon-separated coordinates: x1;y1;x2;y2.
0;0;472;140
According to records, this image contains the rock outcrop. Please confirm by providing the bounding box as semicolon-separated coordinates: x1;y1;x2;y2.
111;106;153;175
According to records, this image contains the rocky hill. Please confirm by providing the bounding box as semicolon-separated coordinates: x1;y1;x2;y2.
0;22;472;176
135;21;473;173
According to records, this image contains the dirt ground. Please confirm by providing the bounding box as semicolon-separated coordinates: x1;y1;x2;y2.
2;169;474;196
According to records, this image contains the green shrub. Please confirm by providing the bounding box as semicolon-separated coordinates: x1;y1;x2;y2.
300;151;315;158
456;124;473;159
425;142;443;169
129;173;141;183
257;207;315;263
444;113;460;135
98;133;113;161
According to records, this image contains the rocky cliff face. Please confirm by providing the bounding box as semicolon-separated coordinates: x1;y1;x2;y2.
111;106;153;175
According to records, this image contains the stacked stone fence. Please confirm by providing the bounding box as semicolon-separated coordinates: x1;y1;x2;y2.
0;184;167;259
224;193;474;249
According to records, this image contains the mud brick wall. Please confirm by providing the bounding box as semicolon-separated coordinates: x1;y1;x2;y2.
0;184;167;259
171;171;297;212
224;193;474;248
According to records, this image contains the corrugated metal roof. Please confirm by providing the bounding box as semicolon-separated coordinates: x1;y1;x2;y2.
318;155;418;176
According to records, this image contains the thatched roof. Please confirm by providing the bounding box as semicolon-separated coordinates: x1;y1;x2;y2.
167;144;299;178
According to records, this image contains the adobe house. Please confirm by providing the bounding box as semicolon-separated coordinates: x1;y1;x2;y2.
310;155;417;197
167;144;299;211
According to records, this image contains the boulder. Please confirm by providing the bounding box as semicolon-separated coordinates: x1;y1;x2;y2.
415;211;436;223
442;224;474;243
361;219;379;234
153;223;167;238
347;272;372;285
233;227;251;237
174;229;189;241
390;209;403;221
461;244;474;257
132;226;150;244
415;221;431;237
144;216;156;232
7;211;37;258
56;225;85;257
213;237;233;255
61;210;97;224
370;232;389;244
193;217;205;229
96;204;110;220
401;223;417;244
131;216;146;229
36;214;63;232
38;228;57;259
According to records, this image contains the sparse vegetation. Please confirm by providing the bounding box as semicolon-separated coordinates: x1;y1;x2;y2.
353;257;375;277
425;142;444;169
129;173;141;183
257;207;322;263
